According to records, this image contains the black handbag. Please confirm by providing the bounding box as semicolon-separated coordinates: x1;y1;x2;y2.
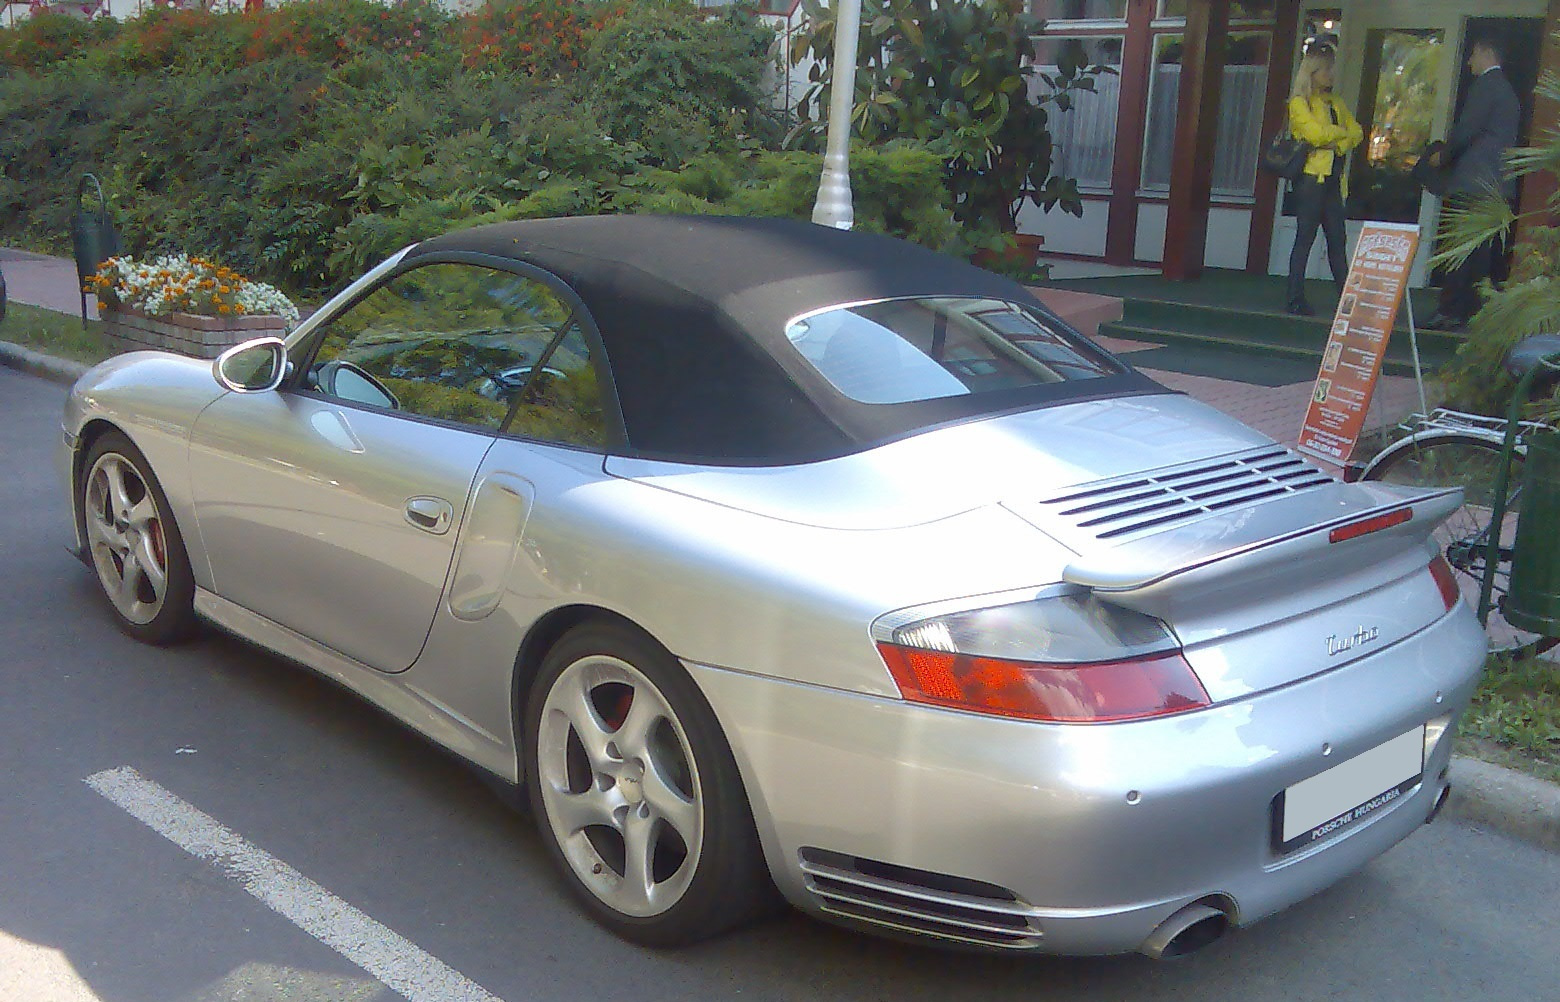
1261;132;1310;181
1411;140;1450;196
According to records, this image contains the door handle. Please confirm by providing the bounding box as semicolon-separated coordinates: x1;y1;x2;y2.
404;496;454;535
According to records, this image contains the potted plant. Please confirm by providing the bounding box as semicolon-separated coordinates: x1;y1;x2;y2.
87;254;301;359
789;0;1107;266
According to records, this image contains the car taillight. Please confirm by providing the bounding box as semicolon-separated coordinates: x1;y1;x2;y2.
1428;554;1460;610
873;594;1210;723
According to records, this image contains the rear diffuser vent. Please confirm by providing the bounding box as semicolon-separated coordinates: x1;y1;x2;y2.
1034;446;1334;544
798;848;1043;949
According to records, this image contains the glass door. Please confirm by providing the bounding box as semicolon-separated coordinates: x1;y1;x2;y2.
1348;28;1445;223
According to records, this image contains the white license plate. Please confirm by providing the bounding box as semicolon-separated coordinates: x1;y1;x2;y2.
1274;727;1424;853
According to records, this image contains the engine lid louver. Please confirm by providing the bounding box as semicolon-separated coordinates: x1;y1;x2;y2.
1018;446;1335;550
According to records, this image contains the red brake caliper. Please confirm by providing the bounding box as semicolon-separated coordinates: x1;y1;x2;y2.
148;519;167;571
602;689;633;731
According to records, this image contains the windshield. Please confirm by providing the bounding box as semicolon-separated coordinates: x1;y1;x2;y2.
783;297;1122;405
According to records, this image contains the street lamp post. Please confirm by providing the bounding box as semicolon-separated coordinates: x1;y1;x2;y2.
811;0;861;230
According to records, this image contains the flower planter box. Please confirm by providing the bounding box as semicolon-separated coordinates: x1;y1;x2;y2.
100;302;287;360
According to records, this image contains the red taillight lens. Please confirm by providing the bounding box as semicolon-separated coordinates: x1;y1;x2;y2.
1329;507;1412;544
877;642;1210;723
1428;554;1461;610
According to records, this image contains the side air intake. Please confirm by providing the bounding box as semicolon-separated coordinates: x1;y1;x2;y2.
798;848;1043;949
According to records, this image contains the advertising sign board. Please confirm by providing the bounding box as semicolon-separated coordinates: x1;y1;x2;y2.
1297;221;1420;463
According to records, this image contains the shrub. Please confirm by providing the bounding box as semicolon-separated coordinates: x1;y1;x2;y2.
0;0;962;302
621;143;958;250
461;0;623;78
0;11;119;71
581;1;781;162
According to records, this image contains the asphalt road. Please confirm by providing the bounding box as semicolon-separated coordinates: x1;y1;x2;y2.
3;363;1559;1002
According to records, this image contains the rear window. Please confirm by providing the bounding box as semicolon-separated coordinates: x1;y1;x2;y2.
782;297;1122;405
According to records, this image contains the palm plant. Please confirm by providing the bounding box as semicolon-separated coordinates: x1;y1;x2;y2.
1435;50;1560;420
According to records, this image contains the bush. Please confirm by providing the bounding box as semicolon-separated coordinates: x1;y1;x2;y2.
620;143;959;250
581;1;781;162
0;0;958;301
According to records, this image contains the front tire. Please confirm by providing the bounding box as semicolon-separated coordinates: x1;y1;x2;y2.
80;431;197;645
525;622;775;946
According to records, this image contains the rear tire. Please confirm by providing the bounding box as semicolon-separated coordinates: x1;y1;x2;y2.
79;431;197;645
1364;433;1557;656
524;621;777;946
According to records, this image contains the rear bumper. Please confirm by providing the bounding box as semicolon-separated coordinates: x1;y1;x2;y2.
690;602;1485;955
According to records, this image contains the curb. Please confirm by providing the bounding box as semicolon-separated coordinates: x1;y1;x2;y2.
1446;755;1560;854
0;338;89;385
2;339;1558;855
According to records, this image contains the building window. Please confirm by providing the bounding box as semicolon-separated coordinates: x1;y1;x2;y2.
1032;1;1128;20
1158;0;1276;20
1033;36;1124;193
1140;31;1271;197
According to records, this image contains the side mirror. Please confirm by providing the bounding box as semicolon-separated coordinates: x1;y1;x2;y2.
1502;333;1560;386
214;337;287;393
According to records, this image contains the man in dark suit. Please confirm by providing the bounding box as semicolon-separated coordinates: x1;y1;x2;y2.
1424;38;1522;331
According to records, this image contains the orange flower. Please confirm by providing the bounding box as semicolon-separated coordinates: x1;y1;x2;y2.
218;305;231;314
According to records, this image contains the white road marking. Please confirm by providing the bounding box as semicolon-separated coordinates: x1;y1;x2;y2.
84;766;505;1002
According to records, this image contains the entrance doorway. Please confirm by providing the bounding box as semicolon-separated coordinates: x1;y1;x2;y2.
1349;28;1446;224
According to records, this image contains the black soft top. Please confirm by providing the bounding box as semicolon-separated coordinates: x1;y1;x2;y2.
405;215;1158;464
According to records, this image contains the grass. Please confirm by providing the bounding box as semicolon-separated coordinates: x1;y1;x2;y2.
0;300;122;367
1463;650;1560;784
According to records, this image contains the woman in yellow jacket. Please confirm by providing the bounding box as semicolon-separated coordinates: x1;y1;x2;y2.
1285;41;1363;315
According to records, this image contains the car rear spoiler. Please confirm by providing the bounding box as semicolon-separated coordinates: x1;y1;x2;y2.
1062;482;1463;615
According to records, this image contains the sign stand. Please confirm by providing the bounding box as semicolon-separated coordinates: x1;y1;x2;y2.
1297;221;1421;465
1403;291;1430;421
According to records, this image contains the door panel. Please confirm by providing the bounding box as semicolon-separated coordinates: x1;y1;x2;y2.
189;391;493;671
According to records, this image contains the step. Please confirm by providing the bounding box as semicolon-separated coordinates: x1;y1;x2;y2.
1115;298;1465;357
1099;322;1456;379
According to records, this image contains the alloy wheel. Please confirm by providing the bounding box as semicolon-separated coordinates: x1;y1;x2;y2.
84;452;170;627
535;654;704;918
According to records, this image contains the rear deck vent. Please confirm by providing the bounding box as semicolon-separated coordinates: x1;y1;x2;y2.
798;848;1043;949
1036;446;1334;542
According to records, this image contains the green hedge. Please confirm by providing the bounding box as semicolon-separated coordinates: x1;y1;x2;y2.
0;0;958;298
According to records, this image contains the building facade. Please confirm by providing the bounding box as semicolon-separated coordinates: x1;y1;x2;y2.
1026;0;1560;286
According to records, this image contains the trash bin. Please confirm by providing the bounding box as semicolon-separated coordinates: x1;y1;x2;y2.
1506;429;1560;638
71;172;123;325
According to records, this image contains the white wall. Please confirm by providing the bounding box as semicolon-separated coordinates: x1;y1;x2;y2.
1016;197;1109;257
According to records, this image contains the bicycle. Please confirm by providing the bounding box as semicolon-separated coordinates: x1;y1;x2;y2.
1358;336;1560;655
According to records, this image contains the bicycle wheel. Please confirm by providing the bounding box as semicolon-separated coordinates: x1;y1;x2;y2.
1365;433;1556;656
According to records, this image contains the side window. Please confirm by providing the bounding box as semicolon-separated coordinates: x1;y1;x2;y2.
306;263;578;432
502;324;607;449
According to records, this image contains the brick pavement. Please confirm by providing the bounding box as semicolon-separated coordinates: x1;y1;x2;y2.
1093;333;1427;463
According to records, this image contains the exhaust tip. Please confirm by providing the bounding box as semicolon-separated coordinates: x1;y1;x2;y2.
1426;783;1452;824
1139;903;1229;960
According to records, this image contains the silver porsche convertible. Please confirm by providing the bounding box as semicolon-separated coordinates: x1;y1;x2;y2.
61;216;1485;958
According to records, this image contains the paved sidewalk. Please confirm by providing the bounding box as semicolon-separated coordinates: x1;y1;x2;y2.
1095;332;1428;454
0;248;98;319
